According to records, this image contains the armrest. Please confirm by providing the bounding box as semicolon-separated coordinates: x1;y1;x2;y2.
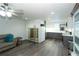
13;38;17;46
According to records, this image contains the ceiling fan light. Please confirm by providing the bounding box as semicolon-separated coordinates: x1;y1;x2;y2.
6;12;12;17
0;11;6;16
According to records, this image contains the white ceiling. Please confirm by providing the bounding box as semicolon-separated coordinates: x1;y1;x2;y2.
10;3;75;20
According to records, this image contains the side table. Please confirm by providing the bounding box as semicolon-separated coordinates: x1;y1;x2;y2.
16;37;22;46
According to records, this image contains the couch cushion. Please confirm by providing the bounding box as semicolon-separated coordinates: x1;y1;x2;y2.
4;34;14;42
0;39;4;43
0;34;7;39
0;42;14;48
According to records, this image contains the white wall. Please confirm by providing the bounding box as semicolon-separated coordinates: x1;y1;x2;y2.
66;17;73;32
46;18;66;32
0;17;26;40
26;19;45;43
68;20;73;29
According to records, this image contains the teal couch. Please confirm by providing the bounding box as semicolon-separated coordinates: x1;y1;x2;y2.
0;34;17;52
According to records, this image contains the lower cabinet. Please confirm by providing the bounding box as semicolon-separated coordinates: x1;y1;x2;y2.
46;32;62;39
63;36;73;55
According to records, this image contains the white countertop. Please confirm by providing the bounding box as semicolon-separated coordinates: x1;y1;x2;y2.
62;32;73;36
46;31;65;33
46;31;73;36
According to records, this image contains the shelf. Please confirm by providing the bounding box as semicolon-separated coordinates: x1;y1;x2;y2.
75;34;79;38
69;49;73;55
68;41;73;43
74;43;79;51
71;52;77;56
29;38;39;43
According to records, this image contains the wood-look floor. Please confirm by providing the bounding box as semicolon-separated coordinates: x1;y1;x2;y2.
0;39;68;56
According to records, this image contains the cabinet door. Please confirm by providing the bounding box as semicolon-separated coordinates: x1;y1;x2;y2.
30;28;38;38
75;13;79;45
74;11;79;55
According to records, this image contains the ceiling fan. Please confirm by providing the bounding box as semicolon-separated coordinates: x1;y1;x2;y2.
0;3;23;17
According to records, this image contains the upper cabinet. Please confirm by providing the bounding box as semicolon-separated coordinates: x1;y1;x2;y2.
71;3;79;16
71;3;79;56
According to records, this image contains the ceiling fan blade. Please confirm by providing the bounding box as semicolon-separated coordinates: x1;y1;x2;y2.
12;12;17;16
8;9;14;12
3;3;8;6
0;7;5;10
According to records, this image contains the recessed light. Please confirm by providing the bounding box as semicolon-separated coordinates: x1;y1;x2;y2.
25;17;28;20
51;12;55;15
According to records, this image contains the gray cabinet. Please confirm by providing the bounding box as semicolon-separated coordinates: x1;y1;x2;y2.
72;9;79;55
63;36;73;50
46;32;62;39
